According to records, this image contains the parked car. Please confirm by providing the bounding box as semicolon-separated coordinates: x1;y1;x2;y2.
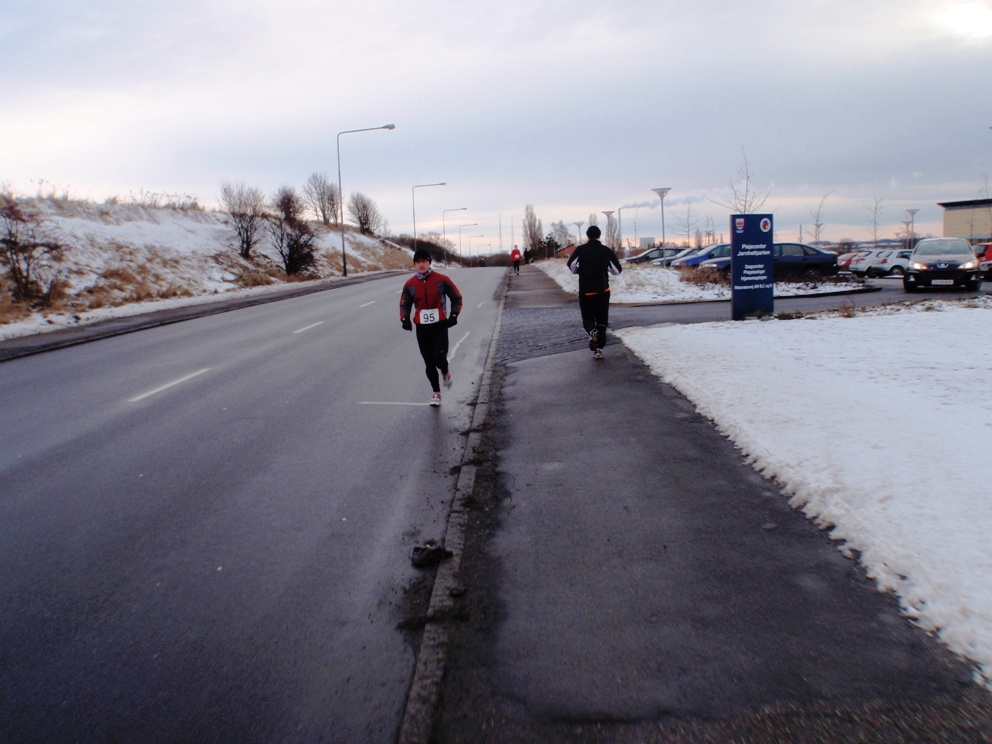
624;246;683;264
865;249;913;277
650;246;703;267
697;242;838;278
848;249;887;277
903;238;982;292
974;242;992;279
837;251;868;271
670;243;731;268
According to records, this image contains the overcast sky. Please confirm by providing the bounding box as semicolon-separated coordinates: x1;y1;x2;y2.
2;0;991;250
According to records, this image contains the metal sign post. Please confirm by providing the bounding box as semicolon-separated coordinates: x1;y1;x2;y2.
730;214;774;320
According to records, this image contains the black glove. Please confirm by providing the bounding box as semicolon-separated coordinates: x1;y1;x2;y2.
447;313;458;328
401;317;412;331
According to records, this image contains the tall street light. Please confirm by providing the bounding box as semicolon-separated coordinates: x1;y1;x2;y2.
617;207;628;255
412;182;445;253
906;208;920;249
652;187;671;248
468;234;484;257
458;223;477;262
572;221;585;245
602;210;615;250
337;123;395;276
442;207;467;268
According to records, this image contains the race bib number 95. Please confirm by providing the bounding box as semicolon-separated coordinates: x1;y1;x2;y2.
419;308;440;325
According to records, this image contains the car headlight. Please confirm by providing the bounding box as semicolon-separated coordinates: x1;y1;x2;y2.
910;262;928;270
960;260;978;270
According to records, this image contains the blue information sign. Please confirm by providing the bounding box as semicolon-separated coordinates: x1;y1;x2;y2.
730;214;774;320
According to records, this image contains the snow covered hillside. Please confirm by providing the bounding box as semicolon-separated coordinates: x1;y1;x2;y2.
0;195;413;339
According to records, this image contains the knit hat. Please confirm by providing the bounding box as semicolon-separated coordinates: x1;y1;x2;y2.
413;248;432;263
586;225;601;239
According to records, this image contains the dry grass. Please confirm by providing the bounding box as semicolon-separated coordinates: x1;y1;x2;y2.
679;266;731;287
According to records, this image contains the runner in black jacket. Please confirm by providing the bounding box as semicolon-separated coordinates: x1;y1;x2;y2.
566;225;622;359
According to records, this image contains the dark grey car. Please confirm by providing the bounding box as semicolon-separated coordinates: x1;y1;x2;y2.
903;238;982;292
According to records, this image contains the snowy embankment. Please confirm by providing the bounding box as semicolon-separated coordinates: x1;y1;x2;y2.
1;198;412;340
537;258;861;303
617;297;992;685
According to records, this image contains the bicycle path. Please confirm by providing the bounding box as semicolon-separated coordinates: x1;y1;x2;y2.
433;264;992;742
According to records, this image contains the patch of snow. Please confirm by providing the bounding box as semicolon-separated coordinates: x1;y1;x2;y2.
536;259;862;303
617;297;992;685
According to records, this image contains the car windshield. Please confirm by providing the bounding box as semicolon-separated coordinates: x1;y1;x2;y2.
675;247;702;258
914;239;972;256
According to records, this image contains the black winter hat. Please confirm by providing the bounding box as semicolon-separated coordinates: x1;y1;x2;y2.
586;225;602;239
413;248;432;263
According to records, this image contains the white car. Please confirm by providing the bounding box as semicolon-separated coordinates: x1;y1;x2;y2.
865;249;913;277
848;249;887;277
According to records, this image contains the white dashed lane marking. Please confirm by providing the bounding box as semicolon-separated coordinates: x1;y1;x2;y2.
129;368;211;402
293;322;324;334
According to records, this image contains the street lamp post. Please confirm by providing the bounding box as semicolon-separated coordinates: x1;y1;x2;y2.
572;221;585;245
442;207;468;267
602;210;615;251
412;182;446;254
468;234;484;257
906;208;920;249
337;123;395;276
458;223;477;262
617;207;627;255
651;187;671;248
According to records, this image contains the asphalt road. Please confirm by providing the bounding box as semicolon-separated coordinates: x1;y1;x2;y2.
0;267;505;743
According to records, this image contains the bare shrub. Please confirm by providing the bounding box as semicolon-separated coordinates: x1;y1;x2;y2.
220;181;268;259
348;192;385;235
0;188;67;303
678;265;730;287
270;187;317;275
303;172;339;226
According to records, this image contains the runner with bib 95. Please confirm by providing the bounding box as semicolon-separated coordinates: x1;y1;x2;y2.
400;248;464;406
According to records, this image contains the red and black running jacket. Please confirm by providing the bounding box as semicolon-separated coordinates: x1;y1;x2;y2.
399;270;463;325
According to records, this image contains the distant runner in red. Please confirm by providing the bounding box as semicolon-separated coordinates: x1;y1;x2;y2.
400;249;463;406
510;245;523;275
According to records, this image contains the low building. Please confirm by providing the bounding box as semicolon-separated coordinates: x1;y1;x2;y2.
554;243;577;260
938;198;992;241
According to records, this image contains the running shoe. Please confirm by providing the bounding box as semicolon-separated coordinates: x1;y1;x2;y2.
430;392;442;406
443;371;452;388
588;329;598;351
593;348;604;360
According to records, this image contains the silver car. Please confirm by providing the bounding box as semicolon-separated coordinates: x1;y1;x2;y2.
903;238;982;292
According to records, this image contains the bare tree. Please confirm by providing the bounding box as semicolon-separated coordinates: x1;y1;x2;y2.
348;192;384;235
0;188;66;303
303;172;340;226
673;202;700;248
604;214;621;250
269;186;317;275
808;192;833;246
549;220;570;248
522;205;543;251
709;147;770;214
587;213;599;228
220;181;268;259
865;197;883;249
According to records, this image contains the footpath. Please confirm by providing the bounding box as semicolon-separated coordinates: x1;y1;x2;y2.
430;265;992;743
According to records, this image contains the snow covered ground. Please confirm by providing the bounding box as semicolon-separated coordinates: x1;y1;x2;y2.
617;296;992;686
1;197;412;340
537;258;862;303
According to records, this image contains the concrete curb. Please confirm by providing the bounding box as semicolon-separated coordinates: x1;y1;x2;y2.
397;279;508;744
0;271;407;364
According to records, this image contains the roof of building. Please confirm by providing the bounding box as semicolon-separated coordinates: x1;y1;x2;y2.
937;198;992;209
